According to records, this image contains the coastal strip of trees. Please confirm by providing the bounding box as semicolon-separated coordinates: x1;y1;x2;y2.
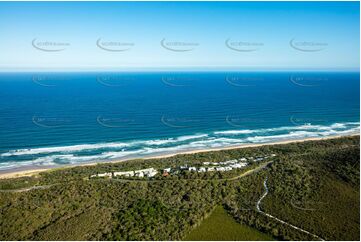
0;136;359;241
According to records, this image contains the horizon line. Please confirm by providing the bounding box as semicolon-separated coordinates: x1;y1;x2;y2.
0;67;359;73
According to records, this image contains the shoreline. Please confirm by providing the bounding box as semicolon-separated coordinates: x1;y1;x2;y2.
0;133;359;179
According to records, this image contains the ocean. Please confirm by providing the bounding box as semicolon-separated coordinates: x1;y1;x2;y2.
0;72;359;171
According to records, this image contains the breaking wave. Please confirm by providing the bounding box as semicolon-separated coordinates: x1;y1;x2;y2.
0;122;359;171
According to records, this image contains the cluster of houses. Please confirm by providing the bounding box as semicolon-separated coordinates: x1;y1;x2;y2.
176;159;247;174
90;168;158;179
171;154;276;175
90;154;276;179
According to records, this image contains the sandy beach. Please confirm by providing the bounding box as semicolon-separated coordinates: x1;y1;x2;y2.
0;133;359;179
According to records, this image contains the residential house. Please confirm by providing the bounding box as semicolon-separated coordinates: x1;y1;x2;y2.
97;172;112;177
139;168;158;177
135;171;144;177
180;165;188;170
198;167;206;172
163;168;171;173
188;167;197;172
216;167;225;172
114;171;134;177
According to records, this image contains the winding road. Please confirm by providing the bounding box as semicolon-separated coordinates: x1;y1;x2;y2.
256;177;325;241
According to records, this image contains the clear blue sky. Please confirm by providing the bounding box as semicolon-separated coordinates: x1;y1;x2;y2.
0;1;359;71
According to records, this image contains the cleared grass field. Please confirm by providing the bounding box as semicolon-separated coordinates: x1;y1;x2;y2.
184;206;273;241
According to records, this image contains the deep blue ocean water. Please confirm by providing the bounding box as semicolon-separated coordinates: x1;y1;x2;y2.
0;72;359;170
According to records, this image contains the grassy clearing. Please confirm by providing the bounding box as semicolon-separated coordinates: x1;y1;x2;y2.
184;206;273;241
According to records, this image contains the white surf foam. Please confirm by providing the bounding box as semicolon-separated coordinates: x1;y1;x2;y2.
1;142;129;157
214;130;254;135
0;122;358;170
214;122;359;136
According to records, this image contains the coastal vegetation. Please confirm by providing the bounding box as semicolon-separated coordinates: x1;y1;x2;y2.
0;136;359;241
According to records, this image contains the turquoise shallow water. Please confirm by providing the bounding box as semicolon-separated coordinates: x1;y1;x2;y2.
0;72;359;170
